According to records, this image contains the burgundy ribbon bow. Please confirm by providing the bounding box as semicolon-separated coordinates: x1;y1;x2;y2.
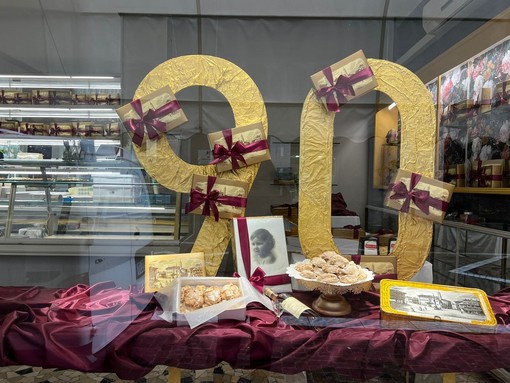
210;129;269;170
185;176;247;221
315;66;373;112
123;98;181;147
234;217;291;292
343;224;362;239
390;172;448;215
234;267;266;294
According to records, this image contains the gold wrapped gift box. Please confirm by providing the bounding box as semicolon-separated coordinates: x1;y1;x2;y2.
117;85;187;147
207;122;270;172
186;174;248;220
470;159;505;188
443;164;465;187
385;169;454;223
311;49;377;112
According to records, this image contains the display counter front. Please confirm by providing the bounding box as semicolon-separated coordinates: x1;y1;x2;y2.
1;282;510;381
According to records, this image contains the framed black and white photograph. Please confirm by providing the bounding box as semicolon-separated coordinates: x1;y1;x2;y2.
232;216;290;292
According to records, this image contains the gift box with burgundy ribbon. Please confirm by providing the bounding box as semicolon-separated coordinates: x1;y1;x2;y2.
311;50;377;113
207;122;270;172
443;164;465;187
385;169;454;223
116;85;187;148
470;159;505;188
185;174;248;221
332;225;365;240
231;216;291;294
493;80;510;108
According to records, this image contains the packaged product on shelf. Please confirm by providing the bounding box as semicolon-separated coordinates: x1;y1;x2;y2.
470;159;505;188
1;90;19;104
76;121;93;137
116;85;187;147
15;91;31;104
443;99;478;124
443;164;465;187
311;50;377;112
0;120;19;133
479;87;492;113
89;123;105;137
231;216;291;293
493;80;510;107
144;252;206;293
94;92;121;105
106;122;120;137
207;122;270;172
50;123;75;137
52;90;73;105
331;226;365;240
27;123;49;136
72;93;90;105
32;89;52;104
380;279;497;328
385;169;454;223
185;174;248;221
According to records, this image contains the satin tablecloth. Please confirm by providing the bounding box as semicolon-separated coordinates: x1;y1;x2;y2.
0;282;509;380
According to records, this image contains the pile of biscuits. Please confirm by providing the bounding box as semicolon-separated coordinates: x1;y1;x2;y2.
180;283;242;312
294;251;367;284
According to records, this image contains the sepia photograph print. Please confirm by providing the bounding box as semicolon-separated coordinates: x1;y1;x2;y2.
380;280;496;326
144;252;206;292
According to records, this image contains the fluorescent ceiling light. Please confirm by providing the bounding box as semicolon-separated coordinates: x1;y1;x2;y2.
388;102;397;110
0;75;117;80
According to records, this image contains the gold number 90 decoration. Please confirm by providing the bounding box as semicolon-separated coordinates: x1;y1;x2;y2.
132;55;267;276
299;59;436;280
131;55;435;280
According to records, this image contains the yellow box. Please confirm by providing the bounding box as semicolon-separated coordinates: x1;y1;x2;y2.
185;174;248;220
385;169;454;223
332;227;365;240
443;164;465;187
311;50;377;112
144;252;206;292
380;279;496;328
207;122;270;172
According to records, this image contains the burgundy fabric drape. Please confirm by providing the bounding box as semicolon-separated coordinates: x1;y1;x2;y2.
0;284;509;380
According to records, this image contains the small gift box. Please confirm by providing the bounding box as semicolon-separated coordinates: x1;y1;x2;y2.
1;90;18;104
32;90;52;104
444;99;478;124
16;92;32;104
471;160;504;188
443;164;465;187
76;121;93;137
116;85;187;147
27;123;49;136
106;122;121;137
494;80;510;107
232;216;291;294
385;169;454;223
380;279;497;328
270;203;298;225
144;252;206;293
208;122;270;172
52;90;73;105
72;93;90;105
332;225;365;240
50;123;75;137
479;87;492;114
185;174;248;221
94;93;121;105
311;50;377;112
0;120;19;132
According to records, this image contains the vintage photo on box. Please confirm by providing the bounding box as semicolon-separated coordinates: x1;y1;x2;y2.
232;216;289;278
145;252;206;292
389;285;489;324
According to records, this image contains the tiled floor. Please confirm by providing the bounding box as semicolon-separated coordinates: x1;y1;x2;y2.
0;363;504;383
